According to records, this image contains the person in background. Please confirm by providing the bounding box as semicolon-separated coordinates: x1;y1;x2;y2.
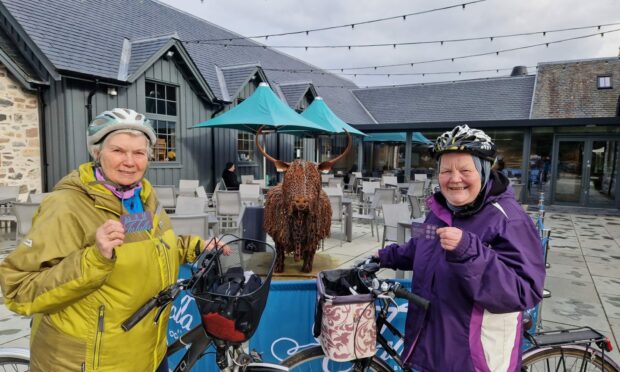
343;164;358;186
0;108;228;372
492;156;506;176
222;162;240;190
375;124;545;371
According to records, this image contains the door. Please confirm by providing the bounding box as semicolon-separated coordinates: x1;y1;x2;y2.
551;137;620;207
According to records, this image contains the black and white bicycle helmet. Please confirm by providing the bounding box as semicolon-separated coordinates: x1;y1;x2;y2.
433;124;496;161
87;108;156;147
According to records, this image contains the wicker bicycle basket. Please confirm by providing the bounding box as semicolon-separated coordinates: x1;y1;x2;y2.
190;237;276;343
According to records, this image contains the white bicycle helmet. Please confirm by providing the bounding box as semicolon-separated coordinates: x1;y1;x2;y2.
87;108;156;147
433;124;496;161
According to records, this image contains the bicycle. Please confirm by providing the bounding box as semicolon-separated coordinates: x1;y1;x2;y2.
280;258;620;372
123;235;288;371
0;235;288;372
0;348;29;371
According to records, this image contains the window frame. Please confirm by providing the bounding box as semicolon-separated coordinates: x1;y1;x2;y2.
237;132;256;164
294;136;305;159
145;80;179;164
597;75;612;89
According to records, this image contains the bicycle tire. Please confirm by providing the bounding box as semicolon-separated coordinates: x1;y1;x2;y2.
0;356;30;371
522;345;620;372
281;345;392;372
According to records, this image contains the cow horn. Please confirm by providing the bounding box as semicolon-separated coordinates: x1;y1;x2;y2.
318;130;352;173
255;126;290;172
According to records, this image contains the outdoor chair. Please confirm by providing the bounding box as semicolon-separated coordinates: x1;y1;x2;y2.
12;202;40;240
195;186;215;212
215;190;243;233
321;174;334;185
381;203;412;248
0;185;20;216
153;185;176;212
251;179;266;188
328;178;343;189
239;184;261;206
352;194;381;241
175;196;209;215
373;188;397;213
323;186;343;197
344;173;357;194
413;173;428;181
178;179;199;196
328;195;346;244
28;193;50;203
381;175;398;188
169;214;210;237
408;194;424;219
360;181;380;202
240;175;255;184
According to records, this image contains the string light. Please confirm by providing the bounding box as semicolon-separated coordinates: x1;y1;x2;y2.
182;0;485;42
183;22;620;50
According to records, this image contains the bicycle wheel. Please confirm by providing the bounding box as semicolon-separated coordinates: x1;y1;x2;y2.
522;345;620;372
0;356;30;371
281;345;392;372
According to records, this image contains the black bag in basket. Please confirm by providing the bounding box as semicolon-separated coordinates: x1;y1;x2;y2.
196;266;266;342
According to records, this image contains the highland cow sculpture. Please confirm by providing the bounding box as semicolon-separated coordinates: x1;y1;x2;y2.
257;127;351;273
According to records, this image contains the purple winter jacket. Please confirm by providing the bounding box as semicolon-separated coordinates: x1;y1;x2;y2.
379;173;545;372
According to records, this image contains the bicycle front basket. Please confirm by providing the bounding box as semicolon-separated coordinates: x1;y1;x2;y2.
315;268;377;362
190;237;276;343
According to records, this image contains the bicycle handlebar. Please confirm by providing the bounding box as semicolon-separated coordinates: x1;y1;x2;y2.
122;296;159;331
393;284;430;310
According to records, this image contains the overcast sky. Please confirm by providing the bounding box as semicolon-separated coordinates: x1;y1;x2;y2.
159;0;620;87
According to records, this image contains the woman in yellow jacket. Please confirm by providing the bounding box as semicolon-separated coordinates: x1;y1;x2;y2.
0;108;222;371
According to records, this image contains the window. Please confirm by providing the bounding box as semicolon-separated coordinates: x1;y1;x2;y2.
146;81;177;115
145;81;177;162
237;132;255;162
597;75;612;89
294;136;304;159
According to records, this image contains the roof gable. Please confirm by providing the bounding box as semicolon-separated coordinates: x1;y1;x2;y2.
0;25;45;89
277;82;317;109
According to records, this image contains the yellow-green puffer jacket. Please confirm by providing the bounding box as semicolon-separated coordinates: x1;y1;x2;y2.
0;162;204;371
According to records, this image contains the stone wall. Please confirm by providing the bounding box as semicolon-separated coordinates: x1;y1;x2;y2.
532;58;620;119
0;64;42;193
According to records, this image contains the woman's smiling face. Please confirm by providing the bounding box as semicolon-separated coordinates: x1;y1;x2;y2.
438;152;481;206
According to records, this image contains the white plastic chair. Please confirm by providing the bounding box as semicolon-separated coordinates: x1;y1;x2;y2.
239;184;261;206
413;173;428;181
215;191;242;233
323;186;343;197
13;202;39;239
28;193;49;203
240;175;255;184
328;178;343;188
153;185;176;211
512;183;524;201
381;203;411;248
408;194;424;219
175;196;208;215
381;175;398;187
329;195;346;243
169;214;209;237
361;181;380;202
178;180;199;196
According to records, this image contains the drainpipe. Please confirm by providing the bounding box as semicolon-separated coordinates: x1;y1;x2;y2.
37;86;48;191
85;79;100;124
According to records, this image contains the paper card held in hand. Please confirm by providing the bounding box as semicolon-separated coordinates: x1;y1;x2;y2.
121;211;153;233
411;222;438;240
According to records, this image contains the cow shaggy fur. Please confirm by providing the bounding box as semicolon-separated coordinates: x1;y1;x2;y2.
263;161;332;273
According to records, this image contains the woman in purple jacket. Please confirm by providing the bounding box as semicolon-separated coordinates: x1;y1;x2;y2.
377;125;545;371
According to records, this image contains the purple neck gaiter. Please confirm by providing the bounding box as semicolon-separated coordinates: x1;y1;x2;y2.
95;167;142;199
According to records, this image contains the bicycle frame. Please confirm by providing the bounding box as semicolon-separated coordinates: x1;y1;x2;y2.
373;297;411;371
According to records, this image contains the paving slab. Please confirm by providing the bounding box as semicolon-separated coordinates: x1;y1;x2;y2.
585;256;620;279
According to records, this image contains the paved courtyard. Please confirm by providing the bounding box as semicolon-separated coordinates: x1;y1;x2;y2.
1;210;620;363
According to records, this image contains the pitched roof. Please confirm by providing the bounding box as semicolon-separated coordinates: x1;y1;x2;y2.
0;0;374;123
352;75;536;124
277;82;315;109
220;64;261;100
0;25;45;88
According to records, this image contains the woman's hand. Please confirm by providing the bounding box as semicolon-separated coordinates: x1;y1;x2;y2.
95;219;125;259
204;239;232;256
436;227;463;251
